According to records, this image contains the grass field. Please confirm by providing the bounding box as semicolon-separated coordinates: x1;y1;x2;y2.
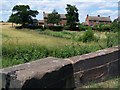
2;24;73;48
1;23;119;68
1;23;119;88
81;77;120;88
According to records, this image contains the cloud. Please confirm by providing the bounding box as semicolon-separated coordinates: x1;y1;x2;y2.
91;10;118;21
1;0;118;22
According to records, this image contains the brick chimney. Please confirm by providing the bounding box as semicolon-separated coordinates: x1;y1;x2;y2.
98;15;100;17
87;14;89;17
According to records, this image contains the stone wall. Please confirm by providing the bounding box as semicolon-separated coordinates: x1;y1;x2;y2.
0;46;120;89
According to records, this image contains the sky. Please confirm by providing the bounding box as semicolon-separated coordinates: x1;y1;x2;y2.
0;0;119;22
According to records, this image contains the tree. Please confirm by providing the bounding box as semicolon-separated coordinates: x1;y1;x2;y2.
47;9;61;25
111;17;120;32
8;5;39;27
65;4;79;30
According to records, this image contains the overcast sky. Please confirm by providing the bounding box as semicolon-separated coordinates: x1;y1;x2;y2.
0;0;119;22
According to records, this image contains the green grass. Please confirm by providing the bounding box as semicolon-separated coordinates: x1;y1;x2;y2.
1;23;119;68
81;77;120;88
2;24;73;49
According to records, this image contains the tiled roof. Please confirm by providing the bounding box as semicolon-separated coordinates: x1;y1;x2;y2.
88;16;111;22
43;12;66;19
38;20;44;23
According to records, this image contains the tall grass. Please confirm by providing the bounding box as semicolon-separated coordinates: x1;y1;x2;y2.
2;24;119;68
2;43;103;68
81;77;120;88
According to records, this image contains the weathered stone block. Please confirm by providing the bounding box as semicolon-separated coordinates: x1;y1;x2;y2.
69;46;119;72
0;57;74;89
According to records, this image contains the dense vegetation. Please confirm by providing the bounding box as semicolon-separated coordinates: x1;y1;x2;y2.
3;4;119;68
65;4;79;30
8;5;39;27
2;22;119;68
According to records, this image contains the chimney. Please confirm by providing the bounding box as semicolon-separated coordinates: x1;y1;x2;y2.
43;12;45;18
43;12;45;15
98;15;100;17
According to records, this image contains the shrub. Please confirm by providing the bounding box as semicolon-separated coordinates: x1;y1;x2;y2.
95;24;111;32
92;25;99;30
111;22;119;32
82;28;95;42
26;26;43;29
63;25;70;30
15;26;23;29
48;26;63;31
102;25;111;31
106;32;118;47
36;29;44;32
15;25;43;29
78;24;86;31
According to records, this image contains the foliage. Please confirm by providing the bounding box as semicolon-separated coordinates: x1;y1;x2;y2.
15;25;43;29
82;28;96;42
106;32;119;47
93;24;111;31
64;25;70;30
8;14;21;24
78;23;89;31
48;26;63;31
82;77;120;88
65;4;79;30
47;10;61;25
2;23;119;68
8;5;39;27
2;43;102;68
110;18;120;32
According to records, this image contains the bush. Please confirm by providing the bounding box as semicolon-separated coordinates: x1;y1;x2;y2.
15;26;23;29
92;25;99;30
15;25;43;29
111;22;119;32
36;29;44;32
63;25;70;30
82;28;95;42
78;24;85;31
48;26;63;31
96;24;111;32
26;25;43;29
106;32;118;47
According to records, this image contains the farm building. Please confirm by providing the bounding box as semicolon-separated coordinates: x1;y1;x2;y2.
38;12;67;26
83;14;112;26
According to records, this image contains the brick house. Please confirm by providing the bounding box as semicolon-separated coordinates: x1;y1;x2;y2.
83;14;112;26
38;12;67;26
38;20;44;26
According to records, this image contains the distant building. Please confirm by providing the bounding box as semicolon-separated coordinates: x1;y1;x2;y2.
83;14;112;26
38;12;67;26
38;20;44;26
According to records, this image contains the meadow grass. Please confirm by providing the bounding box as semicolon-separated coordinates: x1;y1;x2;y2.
81;77;120;88
1;23;119;68
2;24;73;48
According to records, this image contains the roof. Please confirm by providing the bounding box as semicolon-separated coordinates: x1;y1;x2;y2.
43;12;66;19
38;20;44;23
82;22;88;25
88;16;111;22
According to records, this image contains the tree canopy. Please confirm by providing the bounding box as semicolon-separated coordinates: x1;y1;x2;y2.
47;9;61;25
65;4;79;30
8;5;39;27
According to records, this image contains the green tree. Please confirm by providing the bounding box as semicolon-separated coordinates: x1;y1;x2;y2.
111;17;120;32
8;5;39;27
47;9;61;25
65;4;79;30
